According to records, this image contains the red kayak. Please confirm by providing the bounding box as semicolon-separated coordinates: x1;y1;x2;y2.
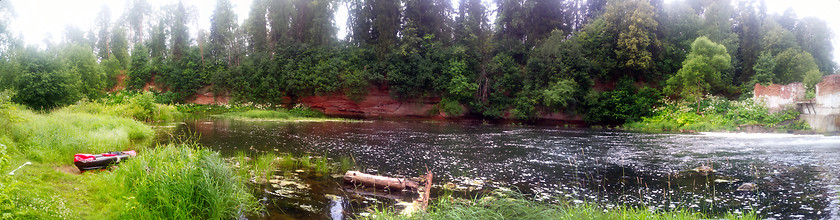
74;151;136;171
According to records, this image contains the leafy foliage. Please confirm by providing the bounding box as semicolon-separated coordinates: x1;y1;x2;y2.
627;96;804;132
127;44;151;90
584;81;663;125
665;36;731;105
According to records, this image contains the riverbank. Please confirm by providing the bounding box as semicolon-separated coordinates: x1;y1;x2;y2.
623;96;812;133
2;92;833;219
0;97;258;218
365;191;757;220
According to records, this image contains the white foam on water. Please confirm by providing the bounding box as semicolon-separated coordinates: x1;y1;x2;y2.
697;132;828;139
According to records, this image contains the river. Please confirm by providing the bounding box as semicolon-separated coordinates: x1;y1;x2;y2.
158;117;840;219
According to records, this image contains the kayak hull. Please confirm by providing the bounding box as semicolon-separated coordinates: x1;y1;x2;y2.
74;151;136;171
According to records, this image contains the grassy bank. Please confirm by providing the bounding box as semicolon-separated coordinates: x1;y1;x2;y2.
625;96;809;132
366;192;757;220
219;105;357;122
0;96;258;219
63;92;182;122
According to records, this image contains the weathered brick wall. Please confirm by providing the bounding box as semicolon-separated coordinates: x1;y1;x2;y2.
753;82;805;112
815;74;840;115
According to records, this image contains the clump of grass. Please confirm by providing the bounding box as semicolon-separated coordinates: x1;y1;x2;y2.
337;156;355;173
312;156;331;174
114;144;259;219
298;153;312;168
254;153;278;182
364;191;758;220
278;153;299;170
7;110;153;164
232;151;251;179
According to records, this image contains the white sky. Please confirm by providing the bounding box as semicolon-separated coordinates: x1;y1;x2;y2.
5;0;840;69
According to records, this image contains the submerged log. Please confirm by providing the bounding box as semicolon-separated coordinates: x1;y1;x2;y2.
342;188;413;201
343;171;419;191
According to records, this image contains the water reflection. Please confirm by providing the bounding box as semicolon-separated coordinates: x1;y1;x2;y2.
161;118;840;219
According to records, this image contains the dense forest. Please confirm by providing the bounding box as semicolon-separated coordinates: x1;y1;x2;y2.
0;0;835;124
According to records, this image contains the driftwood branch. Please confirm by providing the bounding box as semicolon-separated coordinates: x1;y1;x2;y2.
343;171;419;191
421;165;433;210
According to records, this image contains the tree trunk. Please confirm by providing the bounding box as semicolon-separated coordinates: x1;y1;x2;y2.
343;171;419;191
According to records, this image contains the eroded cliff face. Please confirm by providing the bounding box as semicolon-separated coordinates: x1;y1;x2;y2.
183;86;583;122
298;88;443;118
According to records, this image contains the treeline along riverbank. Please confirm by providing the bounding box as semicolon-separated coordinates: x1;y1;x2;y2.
0;0;836;128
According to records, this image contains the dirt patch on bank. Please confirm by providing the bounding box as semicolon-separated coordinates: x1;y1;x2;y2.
56;165;81;175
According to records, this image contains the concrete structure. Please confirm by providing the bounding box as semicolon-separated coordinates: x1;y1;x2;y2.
754;75;840;132
814;75;840;115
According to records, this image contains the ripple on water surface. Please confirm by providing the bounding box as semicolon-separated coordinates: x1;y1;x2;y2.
164;118;840;219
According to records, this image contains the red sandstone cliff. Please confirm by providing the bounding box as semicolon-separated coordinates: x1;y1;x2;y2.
182;86;583;122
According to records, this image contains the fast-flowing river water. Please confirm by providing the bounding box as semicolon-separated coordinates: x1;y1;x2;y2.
159;117;840;219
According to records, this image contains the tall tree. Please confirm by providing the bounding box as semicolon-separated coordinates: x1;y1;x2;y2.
773;48;818;84
794;17;835;74
94;5;112;60
148;19;167;62
127;0;151;44
734;0;762;85
494;0;528;61
526;0;568;44
110;27;130;69
63;25;88;46
665;36;731;113
659;0;701;75
290;0;337;46
349;0;401;56
245;0;268;53
761;20;797;56
751;51;775;85
603;0;661;77
127;43;151;90
170;1;190;62
582;0;607;23
404;0;452;44
267;0;294;48
209;0;237;65
62;44;105;99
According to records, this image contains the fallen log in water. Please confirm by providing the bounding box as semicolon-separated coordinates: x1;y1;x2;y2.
343;171;419;191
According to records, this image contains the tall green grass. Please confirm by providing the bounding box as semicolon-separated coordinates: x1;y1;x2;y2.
366;192;758;220
6;109;153;164
220;104;328;120
114;144;259;219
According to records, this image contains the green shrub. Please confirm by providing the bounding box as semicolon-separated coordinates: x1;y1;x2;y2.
115;144;259;219
437;98;465;117
289;104;325;118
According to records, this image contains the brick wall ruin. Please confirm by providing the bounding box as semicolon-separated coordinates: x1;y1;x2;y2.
753;82;805;112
